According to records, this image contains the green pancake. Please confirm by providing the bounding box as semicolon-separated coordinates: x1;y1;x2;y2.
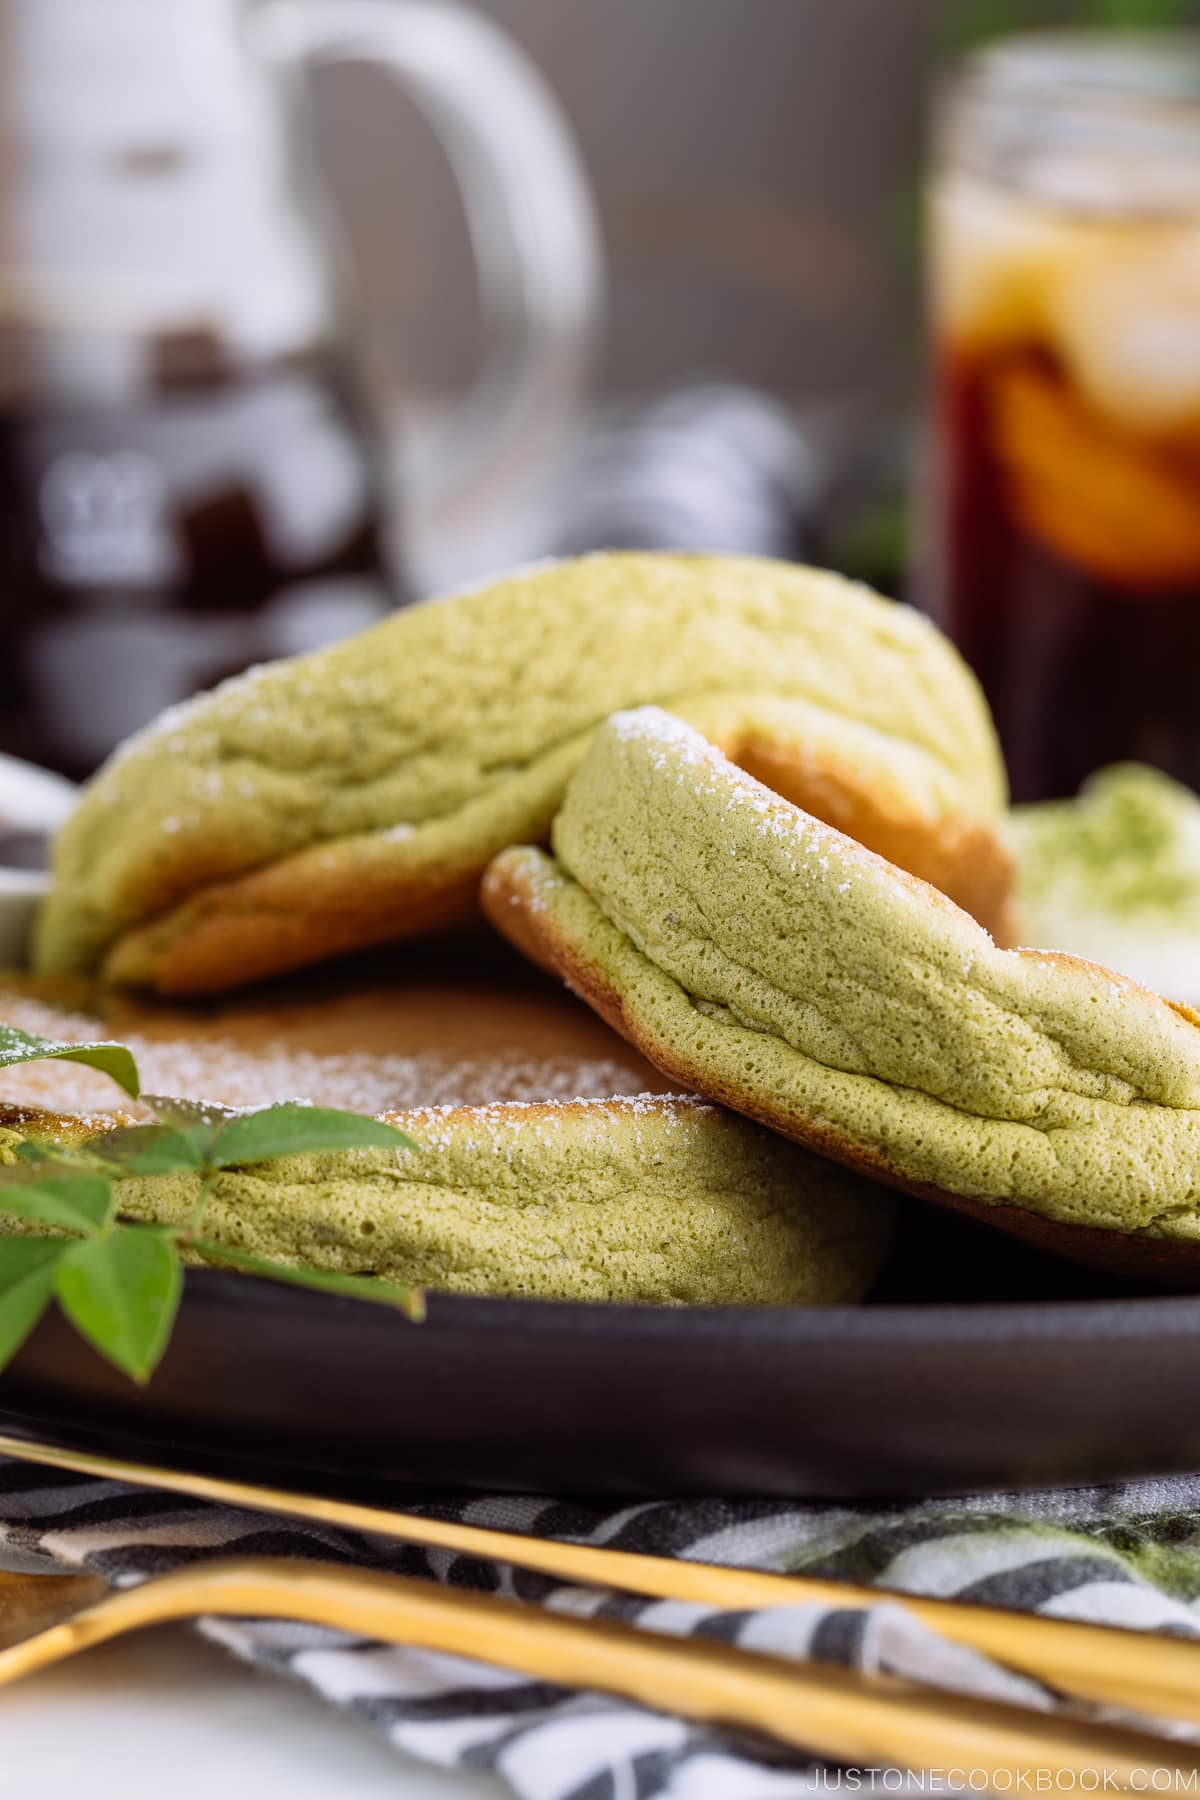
0;1095;894;1307
34;552;1009;996
485;708;1200;1283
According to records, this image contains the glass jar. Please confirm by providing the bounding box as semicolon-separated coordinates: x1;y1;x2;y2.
924;33;1200;802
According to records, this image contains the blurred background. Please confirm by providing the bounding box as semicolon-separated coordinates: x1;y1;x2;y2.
321;0;930;455
3;0;1200;797
312;0;1200;590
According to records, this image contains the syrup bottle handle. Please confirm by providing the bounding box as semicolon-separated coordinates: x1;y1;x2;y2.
253;0;605;589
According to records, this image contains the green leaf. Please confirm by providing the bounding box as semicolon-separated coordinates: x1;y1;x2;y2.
143;1095;237;1130
0;1022;140;1100
0;1239;64;1369
87;1123;206;1175
140;1096;239;1162
8;1142;121;1178
11;1141;57;1165
1094;0;1195;23
934;0;1036;56
56;1227;182;1383
192;1238;425;1321
0;1173;112;1234
209;1105;419;1168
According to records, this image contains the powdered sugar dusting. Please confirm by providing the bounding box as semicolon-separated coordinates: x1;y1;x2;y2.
0;985;678;1120
379;1090;717;1162
606;705;864;886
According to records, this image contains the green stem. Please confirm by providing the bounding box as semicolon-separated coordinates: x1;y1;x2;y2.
191;1237;425;1321
189;1170;217;1236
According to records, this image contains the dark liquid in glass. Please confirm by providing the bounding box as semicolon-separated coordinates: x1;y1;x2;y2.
0;340;395;778
933;344;1200;804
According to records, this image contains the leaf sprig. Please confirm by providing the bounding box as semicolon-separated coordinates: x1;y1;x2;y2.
0;1029;423;1384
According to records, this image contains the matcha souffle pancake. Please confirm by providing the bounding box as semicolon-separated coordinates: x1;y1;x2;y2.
485;708;1200;1285
0;949;893;1306
34;552;1010;997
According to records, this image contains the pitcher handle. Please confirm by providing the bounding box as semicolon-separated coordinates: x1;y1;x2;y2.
252;0;605;587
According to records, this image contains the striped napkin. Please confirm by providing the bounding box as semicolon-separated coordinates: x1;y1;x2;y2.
3;1457;1200;1798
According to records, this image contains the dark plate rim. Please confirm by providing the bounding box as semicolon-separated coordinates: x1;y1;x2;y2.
171;1265;1200;1346
6;1266;1200;1499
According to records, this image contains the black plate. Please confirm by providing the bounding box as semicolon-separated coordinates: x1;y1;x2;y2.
3;1207;1199;1499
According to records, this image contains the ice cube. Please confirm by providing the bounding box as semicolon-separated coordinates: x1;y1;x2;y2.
929;172;1098;350
1050;230;1200;436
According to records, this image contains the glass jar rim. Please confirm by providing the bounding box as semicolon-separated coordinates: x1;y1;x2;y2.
962;30;1200;106
938;29;1200;213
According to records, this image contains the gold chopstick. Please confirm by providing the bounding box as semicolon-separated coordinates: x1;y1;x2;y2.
1;1553;1197;1790
0;1429;1188;1728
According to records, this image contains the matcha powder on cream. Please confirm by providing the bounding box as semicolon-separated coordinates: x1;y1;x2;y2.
1010;764;1200;1005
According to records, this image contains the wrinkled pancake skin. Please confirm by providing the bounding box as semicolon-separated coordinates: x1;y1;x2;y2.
0;1095;894;1307
483;708;1200;1286
35;552;1011;997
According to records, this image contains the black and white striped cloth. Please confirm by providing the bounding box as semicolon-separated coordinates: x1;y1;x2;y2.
3;1457;1200;1798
